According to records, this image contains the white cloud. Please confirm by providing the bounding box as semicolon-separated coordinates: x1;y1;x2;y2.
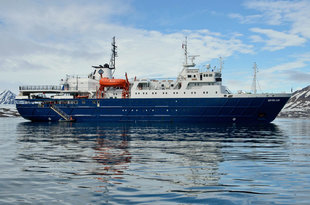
261;61;307;75
0;0;253;91
244;0;310;38
228;13;263;24
229;1;310;51
250;28;306;51
261;52;310;74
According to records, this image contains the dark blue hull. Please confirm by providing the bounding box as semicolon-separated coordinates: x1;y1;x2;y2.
16;97;290;123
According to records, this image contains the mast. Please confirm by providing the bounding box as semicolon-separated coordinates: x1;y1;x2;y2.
252;62;258;94
109;36;117;69
183;36;188;65
219;57;224;73
182;36;199;67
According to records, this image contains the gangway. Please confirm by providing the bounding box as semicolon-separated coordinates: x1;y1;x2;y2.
50;105;75;122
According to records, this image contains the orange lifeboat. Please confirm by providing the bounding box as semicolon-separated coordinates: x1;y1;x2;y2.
99;78;127;88
97;73;130;99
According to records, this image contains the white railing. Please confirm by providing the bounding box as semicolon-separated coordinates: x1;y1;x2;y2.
19;85;62;91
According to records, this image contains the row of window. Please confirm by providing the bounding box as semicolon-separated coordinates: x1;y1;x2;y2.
161;84;174;87
40;100;78;105
193;83;216;86
187;74;213;78
135;91;219;95
203;74;213;77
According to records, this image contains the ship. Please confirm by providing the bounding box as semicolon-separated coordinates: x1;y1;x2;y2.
16;37;291;123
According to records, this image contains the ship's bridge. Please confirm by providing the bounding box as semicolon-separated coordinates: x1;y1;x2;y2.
185;68;222;83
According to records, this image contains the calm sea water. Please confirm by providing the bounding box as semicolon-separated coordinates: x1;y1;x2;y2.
0;117;310;205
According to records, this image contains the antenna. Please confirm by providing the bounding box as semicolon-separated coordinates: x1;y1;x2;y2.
109;36;117;69
183;36;188;65
219;57;224;73
188;55;200;66
252;62;258;94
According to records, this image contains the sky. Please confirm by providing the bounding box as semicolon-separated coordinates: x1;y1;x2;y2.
0;0;310;94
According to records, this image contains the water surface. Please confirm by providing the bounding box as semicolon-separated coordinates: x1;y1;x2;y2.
0;118;310;204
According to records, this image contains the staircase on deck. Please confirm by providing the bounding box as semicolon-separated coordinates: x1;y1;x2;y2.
50;105;74;122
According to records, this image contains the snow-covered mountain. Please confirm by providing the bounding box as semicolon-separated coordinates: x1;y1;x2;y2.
0;90;16;104
0;90;19;117
279;85;310;118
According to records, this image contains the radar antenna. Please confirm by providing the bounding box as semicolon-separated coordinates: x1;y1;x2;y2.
188;55;200;66
109;36;117;70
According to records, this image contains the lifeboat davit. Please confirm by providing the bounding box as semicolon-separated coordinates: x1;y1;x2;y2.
99;78;127;88
97;73;130;99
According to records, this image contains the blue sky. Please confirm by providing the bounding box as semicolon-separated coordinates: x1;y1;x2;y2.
0;0;310;93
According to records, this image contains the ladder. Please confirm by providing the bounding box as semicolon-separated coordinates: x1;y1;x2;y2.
50;105;74;122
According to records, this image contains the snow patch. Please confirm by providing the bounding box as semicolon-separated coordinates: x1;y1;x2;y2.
0;104;20;117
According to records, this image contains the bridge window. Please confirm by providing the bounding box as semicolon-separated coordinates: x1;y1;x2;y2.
188;75;192;78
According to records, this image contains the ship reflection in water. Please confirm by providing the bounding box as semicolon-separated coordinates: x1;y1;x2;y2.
14;120;297;204
16;122;133;188
92;128;131;184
